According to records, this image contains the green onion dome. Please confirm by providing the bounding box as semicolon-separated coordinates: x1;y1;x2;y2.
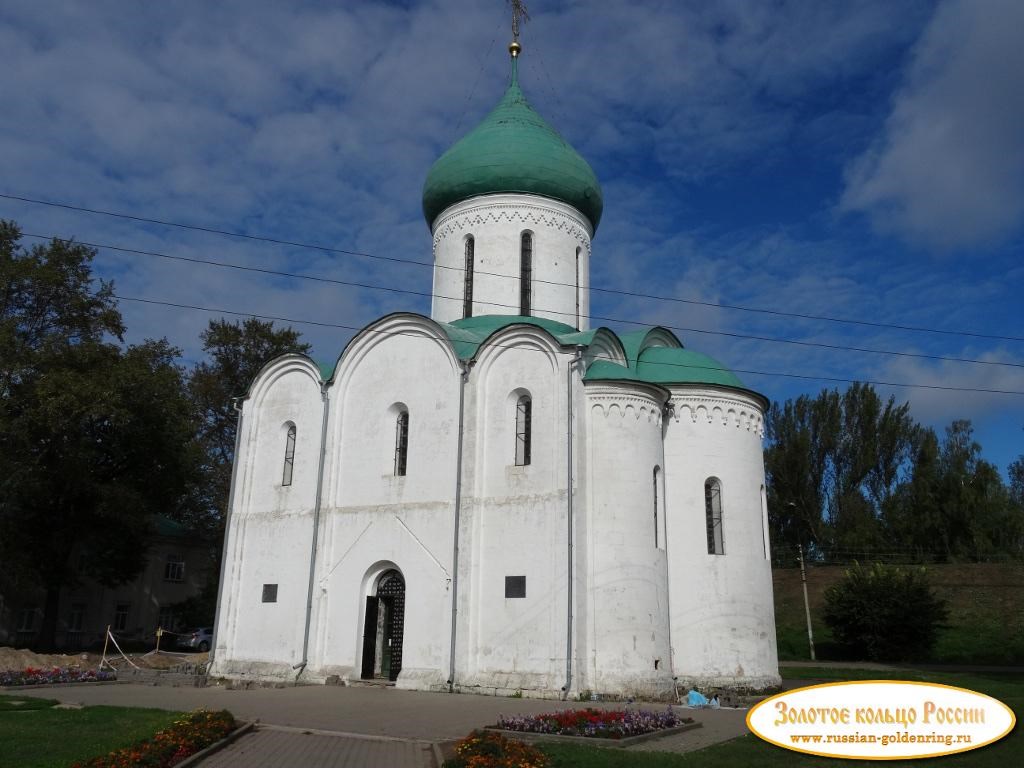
422;58;603;232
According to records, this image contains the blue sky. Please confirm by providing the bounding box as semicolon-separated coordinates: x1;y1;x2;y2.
1;0;1022;473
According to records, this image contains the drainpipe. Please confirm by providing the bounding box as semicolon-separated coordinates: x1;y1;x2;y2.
209;397;245;669
448;361;470;692
562;347;583;700
295;381;331;680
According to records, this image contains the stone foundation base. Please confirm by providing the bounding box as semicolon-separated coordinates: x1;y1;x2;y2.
394;667;447;691
208;659;302;684
674;673;782;694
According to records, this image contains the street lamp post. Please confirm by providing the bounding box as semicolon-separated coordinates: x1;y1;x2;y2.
787;502;816;661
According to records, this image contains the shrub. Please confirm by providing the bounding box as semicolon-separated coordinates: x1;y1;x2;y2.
823;562;948;661
445;730;548;768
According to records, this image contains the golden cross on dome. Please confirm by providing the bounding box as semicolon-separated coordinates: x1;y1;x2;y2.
506;0;529;58
508;0;530;43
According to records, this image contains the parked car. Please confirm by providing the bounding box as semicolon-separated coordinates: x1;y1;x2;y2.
176;627;213;652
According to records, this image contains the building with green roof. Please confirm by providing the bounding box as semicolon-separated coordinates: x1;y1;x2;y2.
212;37;779;699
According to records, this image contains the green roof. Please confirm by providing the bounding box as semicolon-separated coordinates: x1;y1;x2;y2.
437;315;749;391
316;314;757;398
634;346;745;388
440;315;579;359
317;360;336;380
582;360;645;382
422;59;603;231
617;329;657;370
155;515;190;539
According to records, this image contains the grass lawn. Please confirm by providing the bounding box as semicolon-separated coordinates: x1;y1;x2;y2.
0;694;59;711
0;702;184;768
534;668;1021;768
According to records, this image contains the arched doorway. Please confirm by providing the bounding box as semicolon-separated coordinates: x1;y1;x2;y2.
360;569;405;681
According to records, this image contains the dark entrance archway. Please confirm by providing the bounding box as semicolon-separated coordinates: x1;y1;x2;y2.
360;569;405;681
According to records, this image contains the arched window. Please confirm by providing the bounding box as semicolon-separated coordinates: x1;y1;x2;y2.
519;232;532;316
394;410;409;476
282;424;296;486
515;395;531;466
463;236;474;319
574;245;581;329
653;466;661;548
760;484;769;560
705;478;724;555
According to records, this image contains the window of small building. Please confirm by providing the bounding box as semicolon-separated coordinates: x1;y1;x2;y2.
113;602;131;632
463;235;475;319
69;603;85;632
520;231;533;316
282;424;296;486
505;575;526;598
262;584;278;603
394;409;410;476
164;554;185;583
515;395;532;466
157;606;175;633
16;607;36;632
705;478;724;555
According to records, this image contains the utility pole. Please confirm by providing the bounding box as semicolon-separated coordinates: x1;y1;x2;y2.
798;543;816;661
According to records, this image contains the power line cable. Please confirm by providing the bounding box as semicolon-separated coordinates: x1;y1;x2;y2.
111;293;1024;396
5;192;1022;343
452;17;504;135
25;232;1024;371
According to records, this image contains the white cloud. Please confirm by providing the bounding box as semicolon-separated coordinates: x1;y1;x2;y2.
1;0;1019;467
871;351;1024;432
841;0;1024;249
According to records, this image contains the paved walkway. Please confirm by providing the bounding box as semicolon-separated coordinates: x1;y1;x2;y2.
16;682;751;766
200;726;435;768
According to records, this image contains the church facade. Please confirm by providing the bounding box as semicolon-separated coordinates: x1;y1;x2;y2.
209;44;780;699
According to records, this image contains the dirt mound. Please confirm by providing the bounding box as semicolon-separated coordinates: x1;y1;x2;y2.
0;646;208;672
0;647;96;671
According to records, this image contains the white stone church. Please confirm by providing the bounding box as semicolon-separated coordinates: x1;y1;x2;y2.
209;42;780;699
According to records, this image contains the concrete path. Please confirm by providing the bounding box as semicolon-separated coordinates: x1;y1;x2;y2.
15;682;750;766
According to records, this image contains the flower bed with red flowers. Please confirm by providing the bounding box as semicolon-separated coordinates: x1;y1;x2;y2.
445;730;549;768
495;707;691;740
71;709;236;768
1;666;116;686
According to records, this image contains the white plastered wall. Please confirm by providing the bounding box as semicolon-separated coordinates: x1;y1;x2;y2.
310;315;462;690
210;356;324;680
430;194;592;329
456;327;571;695
662;386;780;690
581;382;675;699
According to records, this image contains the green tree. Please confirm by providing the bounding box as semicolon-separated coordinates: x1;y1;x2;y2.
0;221;123;392
0;222;197;650
765;383;918;557
186;318;311;538
823;562;948;661
885;427;943;558
934;420;1018;559
1010;455;1024;509
176;319;309;626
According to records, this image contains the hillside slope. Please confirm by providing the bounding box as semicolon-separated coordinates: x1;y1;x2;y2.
772;563;1024;664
